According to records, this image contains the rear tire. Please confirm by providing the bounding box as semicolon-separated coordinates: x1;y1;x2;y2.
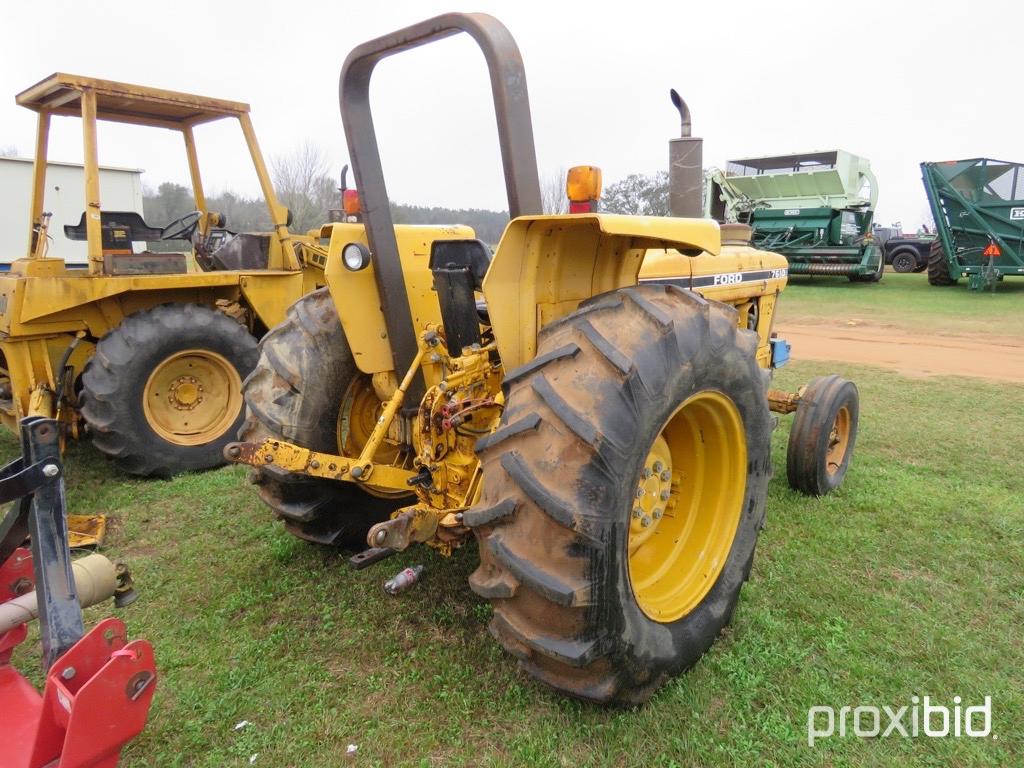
927;240;957;285
786;375;859;496
890;250;917;273
466;284;772;705
239;288;401;547
81;303;258;478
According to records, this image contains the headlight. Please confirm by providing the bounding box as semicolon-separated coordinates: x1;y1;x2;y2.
342;242;371;271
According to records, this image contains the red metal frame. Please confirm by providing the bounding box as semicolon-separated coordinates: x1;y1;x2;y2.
0;548;156;768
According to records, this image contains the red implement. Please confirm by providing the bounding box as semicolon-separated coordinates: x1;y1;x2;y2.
0;549;156;768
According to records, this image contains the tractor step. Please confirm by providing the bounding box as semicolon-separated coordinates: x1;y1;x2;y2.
349;546;396;570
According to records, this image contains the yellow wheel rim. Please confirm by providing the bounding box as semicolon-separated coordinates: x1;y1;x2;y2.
337;376;411;499
628;391;747;623
142;349;241;446
825;405;852;476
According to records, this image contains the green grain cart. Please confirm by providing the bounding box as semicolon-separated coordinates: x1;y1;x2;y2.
922;158;1024;289
707;150;884;282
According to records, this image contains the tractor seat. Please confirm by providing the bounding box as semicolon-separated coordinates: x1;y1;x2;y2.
65;211;190;275
63;211;164;242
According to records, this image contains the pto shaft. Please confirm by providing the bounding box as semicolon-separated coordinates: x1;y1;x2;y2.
0;553;117;634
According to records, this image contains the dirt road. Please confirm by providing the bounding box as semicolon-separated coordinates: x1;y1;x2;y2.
776;321;1024;383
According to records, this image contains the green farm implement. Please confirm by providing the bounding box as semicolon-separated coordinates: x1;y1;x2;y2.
707;150;884;282
922;158;1024;289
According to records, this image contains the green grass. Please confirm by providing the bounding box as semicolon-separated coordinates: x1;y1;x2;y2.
5;285;1023;766
780;271;1024;336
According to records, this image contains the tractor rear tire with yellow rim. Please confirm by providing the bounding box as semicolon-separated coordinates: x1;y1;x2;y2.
466;284;772;705
81;303;258;477
786;375;859;496
239;288;403;548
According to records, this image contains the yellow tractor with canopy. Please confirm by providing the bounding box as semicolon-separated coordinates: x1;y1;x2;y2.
0;74;327;476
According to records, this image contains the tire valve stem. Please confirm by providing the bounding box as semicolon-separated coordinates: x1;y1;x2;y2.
384;565;425;596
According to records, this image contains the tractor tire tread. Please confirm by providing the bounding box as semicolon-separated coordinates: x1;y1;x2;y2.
484;533;594;608
468;283;772;704
927;239;957;285
239;288;400;547
786;374;859;496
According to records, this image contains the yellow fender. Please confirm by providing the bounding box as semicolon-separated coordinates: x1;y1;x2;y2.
482;214;721;370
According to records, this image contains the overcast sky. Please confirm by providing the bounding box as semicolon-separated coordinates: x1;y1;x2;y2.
2;0;1020;230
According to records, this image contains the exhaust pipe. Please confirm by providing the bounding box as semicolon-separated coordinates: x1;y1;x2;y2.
668;89;703;218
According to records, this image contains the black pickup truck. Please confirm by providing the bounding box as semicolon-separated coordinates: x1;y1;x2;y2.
882;235;935;273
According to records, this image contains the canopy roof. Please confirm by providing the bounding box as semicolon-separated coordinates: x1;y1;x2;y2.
16;73;249;128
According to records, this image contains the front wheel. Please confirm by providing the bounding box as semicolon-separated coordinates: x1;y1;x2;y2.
786;375;859;496
81;303;258;477
466;284;772;705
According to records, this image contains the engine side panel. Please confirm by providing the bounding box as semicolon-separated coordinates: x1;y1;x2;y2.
324;222;475;375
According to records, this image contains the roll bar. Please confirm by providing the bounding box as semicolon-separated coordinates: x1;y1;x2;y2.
339;12;542;386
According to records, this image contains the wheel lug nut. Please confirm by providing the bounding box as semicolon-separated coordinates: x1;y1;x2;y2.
660;470;671;482
652;461;663;473
641;516;652;527
641;468;652;479
652;508;662;520
632;507;642;519
660;490;670;501
635;488;645;498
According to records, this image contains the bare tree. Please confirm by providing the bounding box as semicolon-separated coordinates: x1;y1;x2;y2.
0;145;18;158
540;167;568;215
271;141;338;233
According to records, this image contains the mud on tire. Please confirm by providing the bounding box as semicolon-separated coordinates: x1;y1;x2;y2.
81;303;258;478
239;288;399;547
465;284;773;705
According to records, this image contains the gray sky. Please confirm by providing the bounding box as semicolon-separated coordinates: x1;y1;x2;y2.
3;0;1020;229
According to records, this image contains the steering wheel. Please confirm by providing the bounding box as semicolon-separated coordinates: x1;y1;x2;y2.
161;210;203;241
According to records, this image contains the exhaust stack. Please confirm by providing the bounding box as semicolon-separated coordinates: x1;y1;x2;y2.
668;89;703;218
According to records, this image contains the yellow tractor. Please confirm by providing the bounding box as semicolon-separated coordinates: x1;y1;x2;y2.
226;13;860;703
0;74;328;476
